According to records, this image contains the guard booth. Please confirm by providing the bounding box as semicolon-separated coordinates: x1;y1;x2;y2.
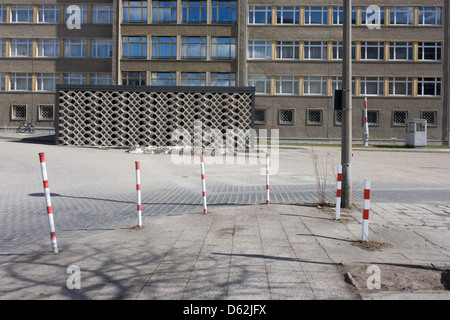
405;119;427;147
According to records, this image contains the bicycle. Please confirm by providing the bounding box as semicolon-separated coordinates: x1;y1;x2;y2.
18;122;36;134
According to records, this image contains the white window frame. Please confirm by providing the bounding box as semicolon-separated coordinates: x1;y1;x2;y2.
279;109;295;125
304;41;328;60
389;42;413;61
38;105;55;121
63;73;87;85
304;6;328;25
248;40;271;60
304;76;327;96
91;73;112;85
307;109;324;125
390;7;414;25
276;6;300;25
11;5;33;23
275;76;299;95
0;5;6;23
10;73;32;91
91;39;113;58
360;77;384;96
361;41;385;61
37;73;59;92
248;75;271;95
0;38;6;57
10;39;33;57
276;41;299;60
0;72;5;91
38;5;61;23
64;39;88;58
92;5;113;24
332;76;356;96
248;6;272;25
64;5;88;24
11;105;27;120
417;77;442;96
418;42;442;61
418;7;442;25
151;72;176;86
37;39;60;58
389;77;413;96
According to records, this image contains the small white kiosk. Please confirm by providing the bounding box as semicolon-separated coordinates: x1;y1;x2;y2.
405;119;427;148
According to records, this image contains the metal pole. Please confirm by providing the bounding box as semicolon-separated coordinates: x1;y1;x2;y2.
363;97;369;147
341;0;353;208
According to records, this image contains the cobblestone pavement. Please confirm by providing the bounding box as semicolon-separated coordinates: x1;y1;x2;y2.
1;138;450;259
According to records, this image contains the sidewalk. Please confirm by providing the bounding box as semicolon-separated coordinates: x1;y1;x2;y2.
0;202;448;300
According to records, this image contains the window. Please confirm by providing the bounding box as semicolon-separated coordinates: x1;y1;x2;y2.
65;5;87;24
367;110;380;125
361;77;384;96
122;72;146;86
418;7;442;25
276;6;300;25
390;42;413;61
389;77;413;96
0;5;6;23
304;6;328;25
393;111;408;126
332;41;356;60
123;1;148;23
248;41;271;60
276;76;299;95
418;78;441;96
279;109;294;124
92;5;113;24
181;72;206;86
211;73;235;86
212;1;236;23
332;76;356;95
10;39;33;57
361;42;385;60
92;40;112;58
182;1;207;23
151;72;176;86
0;39;5;57
11;5;33;23
12;105;27;120
39;105;54;121
332;6;357;25
122;36;147;58
0;73;5;91
304;76;327;96
152;37;176;59
38;5;60;23
254;109;266;124
422;111;437;126
307;109;323;125
37;73;59;92
248;6;271;24
211;37;236;60
181;37;206;59
390;7;414;25
64;39;87;58
248;75;271;95
10;73;32;91
276;41;299;60
63;73;87;85
152;1;177;23
418;42;442;61
361;6;385;25
335;110;343;125
37;39;60;58
91;73;112;85
304;41;328;60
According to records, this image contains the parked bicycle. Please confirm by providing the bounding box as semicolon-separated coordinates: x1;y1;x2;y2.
18;122;36;134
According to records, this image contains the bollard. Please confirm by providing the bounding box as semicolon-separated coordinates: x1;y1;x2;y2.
135;161;142;228
266;153;270;205
335;165;342;220
362;179;371;242
38;153;58;253
200;155;207;214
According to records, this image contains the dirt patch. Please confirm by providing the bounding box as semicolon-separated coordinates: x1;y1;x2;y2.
346;264;450;292
351;240;393;251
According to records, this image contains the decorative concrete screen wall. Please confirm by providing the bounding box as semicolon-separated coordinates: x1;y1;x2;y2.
56;85;255;148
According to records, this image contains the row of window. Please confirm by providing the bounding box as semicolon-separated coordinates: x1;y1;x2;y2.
248;76;442;97
123;1;236;23
249;6;442;26
255;109;439;128
122;36;236;59
0;39;112;58
10;104;55;121
248;41;442;62
0;73;112;92
0;4;112;24
121;71;236;87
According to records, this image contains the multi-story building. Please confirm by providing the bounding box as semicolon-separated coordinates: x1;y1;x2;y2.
1;1;449;145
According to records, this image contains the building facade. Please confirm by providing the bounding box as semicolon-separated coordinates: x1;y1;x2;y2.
1;0;449;145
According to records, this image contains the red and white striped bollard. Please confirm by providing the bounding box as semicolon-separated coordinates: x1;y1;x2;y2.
38;153;58;253
362;179;371;242
200;155;207;214
266;153;270;205
135;161;142;228
335;165;342;220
